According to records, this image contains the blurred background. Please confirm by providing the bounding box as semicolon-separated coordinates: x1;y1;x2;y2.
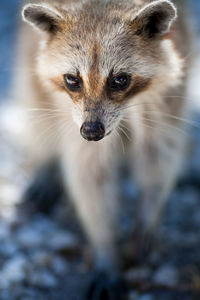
0;1;200;299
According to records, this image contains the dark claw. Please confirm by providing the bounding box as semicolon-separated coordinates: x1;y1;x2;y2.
132;226;158;263
86;272;126;300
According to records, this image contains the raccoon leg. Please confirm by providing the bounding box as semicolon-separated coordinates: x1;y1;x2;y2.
61;141;125;299
131;129;185;256
61;142;120;273
86;272;125;300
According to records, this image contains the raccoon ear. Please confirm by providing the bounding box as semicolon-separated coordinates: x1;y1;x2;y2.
131;0;177;38
22;3;64;34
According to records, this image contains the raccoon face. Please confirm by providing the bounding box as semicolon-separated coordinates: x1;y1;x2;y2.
22;0;177;142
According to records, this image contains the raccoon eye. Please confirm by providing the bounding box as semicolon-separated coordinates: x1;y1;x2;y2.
64;74;82;91
109;73;131;91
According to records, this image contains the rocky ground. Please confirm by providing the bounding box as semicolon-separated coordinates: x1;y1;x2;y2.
0;104;200;300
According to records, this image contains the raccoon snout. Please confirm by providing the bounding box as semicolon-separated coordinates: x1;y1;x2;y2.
80;121;105;141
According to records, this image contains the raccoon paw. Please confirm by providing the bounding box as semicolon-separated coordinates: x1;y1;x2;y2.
86;272;125;300
132;226;157;263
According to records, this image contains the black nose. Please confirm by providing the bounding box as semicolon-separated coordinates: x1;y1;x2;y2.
80;121;105;141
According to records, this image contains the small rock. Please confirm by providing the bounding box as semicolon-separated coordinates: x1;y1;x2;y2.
31;251;52;268
138;295;155;300
125;267;151;282
28;270;58;288
48;231;78;253
51;256;69;275
0;240;19;257
0;223;10;240
16;226;44;248
0;255;28;287
153;264;178;286
31;216;57;233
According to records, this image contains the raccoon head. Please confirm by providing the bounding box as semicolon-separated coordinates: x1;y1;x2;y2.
22;0;178;142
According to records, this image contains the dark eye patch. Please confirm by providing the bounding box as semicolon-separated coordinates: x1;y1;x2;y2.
108;73;131;92
64;74;82;91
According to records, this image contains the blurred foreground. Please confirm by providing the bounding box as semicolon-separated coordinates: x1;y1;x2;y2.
0;105;200;300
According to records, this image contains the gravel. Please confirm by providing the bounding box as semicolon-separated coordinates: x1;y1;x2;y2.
0;108;200;299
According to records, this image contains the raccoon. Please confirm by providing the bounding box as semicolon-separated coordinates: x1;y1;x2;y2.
17;0;189;295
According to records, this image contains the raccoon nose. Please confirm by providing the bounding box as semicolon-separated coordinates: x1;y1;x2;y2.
80;121;105;141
